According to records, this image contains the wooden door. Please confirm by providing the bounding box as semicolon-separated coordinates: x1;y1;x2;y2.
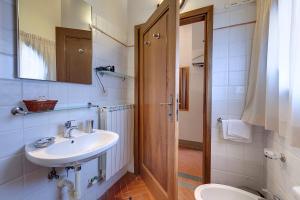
137;0;179;199
56;27;92;84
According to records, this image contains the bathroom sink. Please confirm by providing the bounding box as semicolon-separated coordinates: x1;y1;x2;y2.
25;129;119;167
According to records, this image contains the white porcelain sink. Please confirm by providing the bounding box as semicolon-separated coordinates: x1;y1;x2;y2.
25;129;119;167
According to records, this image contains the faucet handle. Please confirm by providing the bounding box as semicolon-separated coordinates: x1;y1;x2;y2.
65;120;78;128
86;120;94;133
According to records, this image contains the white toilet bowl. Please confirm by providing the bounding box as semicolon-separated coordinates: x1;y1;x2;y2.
194;184;262;200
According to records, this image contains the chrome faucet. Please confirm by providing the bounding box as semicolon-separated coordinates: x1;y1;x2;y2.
64;120;78;138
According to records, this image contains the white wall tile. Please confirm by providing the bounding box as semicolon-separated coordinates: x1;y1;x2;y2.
0;106;23;132
23;168;57;200
225;157;245;175
0;177;24;200
212;154;227;171
22;81;49;100
213;43;229;59
229;3;256;25
0;29;15;55
213;72;228;86
0;129;23;158
229;41;247;57
67;84;91;105
228;86;246;100
212;100;228;115
0;154;23;185
226;143;245;160
228;100;244;116
0;0;15;31
214;12;230;29
0;53;15;79
213;29;229;46
229;25;247;43
212;86;228;101
229;71;248;86
229;56;248;71
213;57;229;72
48;82;69;107
212;141;227;156
210;6;267;191
0;79;22;106
23;113;49;129
266;132;300;200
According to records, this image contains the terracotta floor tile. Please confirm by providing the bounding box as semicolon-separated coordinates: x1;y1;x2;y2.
100;147;202;200
178;147;203;200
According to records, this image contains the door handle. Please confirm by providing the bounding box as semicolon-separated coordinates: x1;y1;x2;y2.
160;102;172;106
160;95;173;117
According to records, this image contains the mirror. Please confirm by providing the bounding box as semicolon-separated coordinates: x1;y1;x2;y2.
17;0;92;84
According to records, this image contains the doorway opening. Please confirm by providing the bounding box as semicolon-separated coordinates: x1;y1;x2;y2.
178;7;213;199
178;20;205;199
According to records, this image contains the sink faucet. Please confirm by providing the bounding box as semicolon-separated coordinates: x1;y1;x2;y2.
64;120;78;138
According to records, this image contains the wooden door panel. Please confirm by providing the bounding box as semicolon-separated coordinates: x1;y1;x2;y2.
137;0;179;199
66;37;92;84
56;27;92;84
143;13;168;191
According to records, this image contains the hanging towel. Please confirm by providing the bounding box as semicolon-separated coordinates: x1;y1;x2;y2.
221;119;253;143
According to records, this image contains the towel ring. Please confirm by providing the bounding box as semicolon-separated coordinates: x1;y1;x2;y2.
217;117;223;123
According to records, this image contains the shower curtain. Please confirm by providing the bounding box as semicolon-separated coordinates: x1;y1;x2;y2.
242;0;300;138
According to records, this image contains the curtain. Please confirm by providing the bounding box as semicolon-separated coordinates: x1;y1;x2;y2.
242;0;274;128
286;0;300;139
19;31;56;80
242;0;300;138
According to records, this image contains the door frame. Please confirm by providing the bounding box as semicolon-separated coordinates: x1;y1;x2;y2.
180;6;213;184
134;2;213;192
134;0;179;199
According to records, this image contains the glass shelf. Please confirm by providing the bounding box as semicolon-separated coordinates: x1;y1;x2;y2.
11;102;99;116
98;71;133;80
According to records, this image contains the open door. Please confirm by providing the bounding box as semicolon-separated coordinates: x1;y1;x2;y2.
56;27;92;84
135;0;179;199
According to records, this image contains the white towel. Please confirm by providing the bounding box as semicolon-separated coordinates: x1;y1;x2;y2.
221;119;252;143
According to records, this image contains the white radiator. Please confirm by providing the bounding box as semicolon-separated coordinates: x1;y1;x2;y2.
99;105;134;181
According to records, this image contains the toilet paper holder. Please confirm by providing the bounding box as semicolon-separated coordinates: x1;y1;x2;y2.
264;148;286;163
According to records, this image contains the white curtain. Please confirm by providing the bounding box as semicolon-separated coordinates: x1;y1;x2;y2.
242;0;300;138
242;0;274;128
19;31;56;80
286;0;300;139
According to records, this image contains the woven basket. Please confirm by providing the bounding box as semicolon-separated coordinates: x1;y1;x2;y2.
23;100;58;112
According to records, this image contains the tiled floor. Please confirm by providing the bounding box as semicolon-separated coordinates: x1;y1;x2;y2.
100;147;202;200
178;147;203;200
99;173;155;200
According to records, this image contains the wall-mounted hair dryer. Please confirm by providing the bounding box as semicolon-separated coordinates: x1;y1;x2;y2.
95;65;115;72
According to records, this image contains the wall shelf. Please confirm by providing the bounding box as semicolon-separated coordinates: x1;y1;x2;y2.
98;70;133;81
11;102;99;116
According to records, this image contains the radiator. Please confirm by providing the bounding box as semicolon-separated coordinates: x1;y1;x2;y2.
99;105;134;181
